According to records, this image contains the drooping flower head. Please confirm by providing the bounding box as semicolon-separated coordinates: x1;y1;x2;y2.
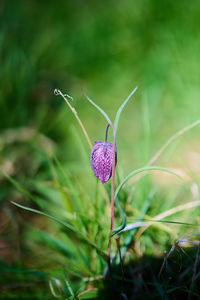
90;125;117;184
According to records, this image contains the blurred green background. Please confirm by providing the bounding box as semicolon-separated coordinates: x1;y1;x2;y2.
0;0;200;299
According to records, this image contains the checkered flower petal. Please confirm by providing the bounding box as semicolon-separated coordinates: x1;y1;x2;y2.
90;141;117;184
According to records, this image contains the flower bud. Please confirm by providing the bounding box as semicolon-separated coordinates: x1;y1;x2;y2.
90;141;117;184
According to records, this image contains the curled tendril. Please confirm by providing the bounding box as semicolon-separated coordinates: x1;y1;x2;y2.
54;89;73;100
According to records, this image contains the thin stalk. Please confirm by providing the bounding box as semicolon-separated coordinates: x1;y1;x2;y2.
148;120;200;165
54;89;92;149
107;123;116;258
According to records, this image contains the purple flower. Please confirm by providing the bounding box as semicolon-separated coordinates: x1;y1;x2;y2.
90;141;117;184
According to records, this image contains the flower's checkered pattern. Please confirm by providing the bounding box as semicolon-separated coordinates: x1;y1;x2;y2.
90;141;117;184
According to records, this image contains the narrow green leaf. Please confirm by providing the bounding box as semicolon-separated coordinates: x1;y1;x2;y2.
115;166;184;201
83;92;112;124
0;267;48;277
52;155;81;201
112;166;185;236
2;171;35;202
2;171;46;209
64;277;75;297
110;198;126;237
78;288;99;299
125;219;200;228
114;86;138;133
118;188;156;260
149;119;200;165
11;201;108;262
28;227;72;257
111;188;156;238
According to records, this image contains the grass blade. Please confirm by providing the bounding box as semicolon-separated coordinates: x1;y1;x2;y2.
0;267;48;277
114;86;138;133
115;166;184;201
127;200;200;239
148;119;200;165
83;92;112;124
11;201;108;262
28;226;73;257
1;171;42;205
78;288;99;299
117;188;156;258
64;277;75;297
110;197;126;237
112;166;185;236
123;219;200;231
